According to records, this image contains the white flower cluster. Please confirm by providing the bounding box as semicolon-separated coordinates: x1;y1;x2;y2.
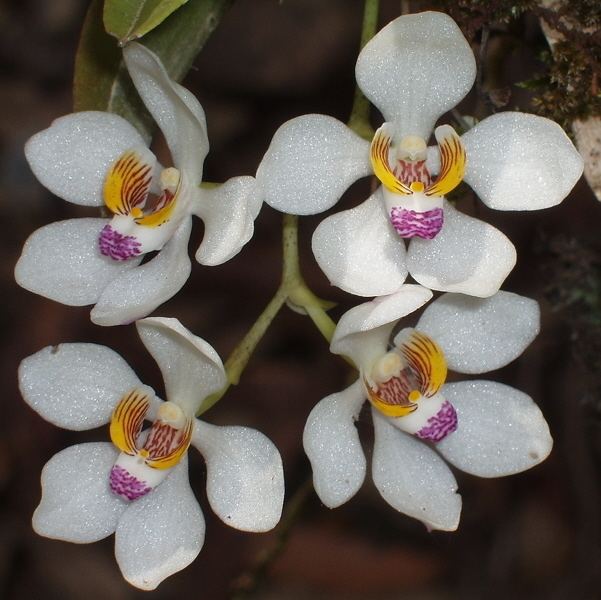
17;11;582;590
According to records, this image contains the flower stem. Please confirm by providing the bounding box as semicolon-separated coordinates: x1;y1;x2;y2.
230;477;314;598
197;213;336;416
347;0;379;140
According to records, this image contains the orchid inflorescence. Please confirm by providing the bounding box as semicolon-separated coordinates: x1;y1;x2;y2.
17;9;583;590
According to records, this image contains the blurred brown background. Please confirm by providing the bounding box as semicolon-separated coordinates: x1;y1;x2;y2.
2;0;601;598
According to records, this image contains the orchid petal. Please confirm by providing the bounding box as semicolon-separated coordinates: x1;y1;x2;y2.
136;318;226;416
371;409;461;531
115;457;205;591
303;381;367;508
19;342;144;430
123;43;209;183
331;285;433;368
33;443;126;542
312;192;408;296
15;218;141;306
192;422;284;531
25;112;146;206
256;114;371;214
462;112;584;210
90;218;192;326
356;12;476;139
438;381;553;477
417;291;540;374
407;202;516;297
194;176;262;266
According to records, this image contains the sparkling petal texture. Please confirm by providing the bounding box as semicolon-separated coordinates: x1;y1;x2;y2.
33;443;126;542
19;342;143;430
331;285;433;368
115;457;205;591
312;192;408;296
123;43;209;183
462;112;584;210
194;176;262;266
192;422;284;531
371;409;461;531
416;291;540;374
407;201;516;297
136;318;226;416
355;12;476;139
24;111;146;206
437;381;553;477
90;218;193;326
256;114;371;214
303;381;367;508
15;218;141;307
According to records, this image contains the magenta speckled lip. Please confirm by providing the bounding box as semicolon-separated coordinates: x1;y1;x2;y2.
109;465;152;501
389;207;443;239
416;400;458;442
99;224;142;261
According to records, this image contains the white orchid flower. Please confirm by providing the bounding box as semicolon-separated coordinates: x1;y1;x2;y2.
16;43;262;326
257;11;583;298
303;285;552;531
19;318;284;590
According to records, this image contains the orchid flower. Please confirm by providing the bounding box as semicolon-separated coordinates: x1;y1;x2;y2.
257;11;583;298
303;285;552;531
19;318;284;590
16;43;262;326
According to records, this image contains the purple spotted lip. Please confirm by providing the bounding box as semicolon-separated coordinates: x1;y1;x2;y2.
109;465;152;501
389;207;443;239
99;224;142;261
415;400;458;442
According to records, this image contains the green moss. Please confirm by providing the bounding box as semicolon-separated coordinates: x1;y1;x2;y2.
530;41;601;131
439;0;535;40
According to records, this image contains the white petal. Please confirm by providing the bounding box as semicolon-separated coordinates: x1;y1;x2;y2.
312;192;408;296
256;114;371;214
303;381;367;508
407;202;516;297
331;285;433;368
19;342;143;430
15;218;141;307
136;318;226;415
416;291;540;374
462;112;584;210
371;409;461;531
192;422;284;531
194;176;262;266
355;12;476;139
438;381;553;477
33;442;126;542
25;111;146;206
90;218;192;326
115;457;205;591
123;43;209;183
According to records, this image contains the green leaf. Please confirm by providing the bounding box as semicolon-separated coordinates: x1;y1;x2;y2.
103;0;189;46
74;0;232;141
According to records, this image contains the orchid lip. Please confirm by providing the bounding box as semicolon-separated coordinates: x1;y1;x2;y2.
108;389;193;500
99;224;142;261
365;329;457;442
369;123;466;239
109;464;152;501
99;149;183;261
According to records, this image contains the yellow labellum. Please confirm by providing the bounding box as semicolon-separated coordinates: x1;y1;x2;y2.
109;389;150;456
398;329;447;398
370;128;412;195
104;151;153;216
425;125;466;197
367;389;418;418
145;418;193;470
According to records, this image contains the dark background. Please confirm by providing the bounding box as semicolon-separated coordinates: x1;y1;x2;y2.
2;1;600;598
